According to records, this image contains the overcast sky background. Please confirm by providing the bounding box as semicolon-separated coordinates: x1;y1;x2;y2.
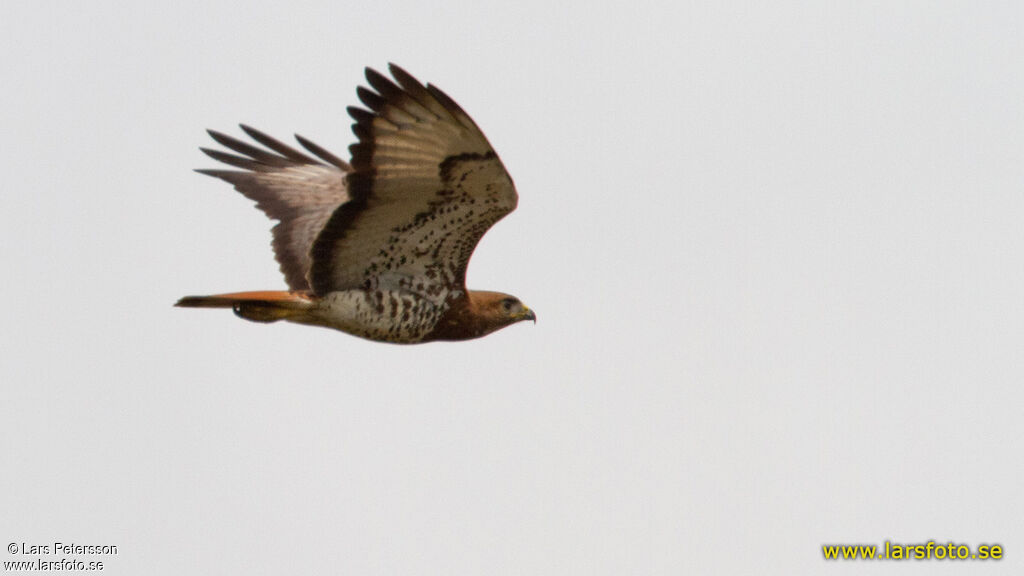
2;1;1022;574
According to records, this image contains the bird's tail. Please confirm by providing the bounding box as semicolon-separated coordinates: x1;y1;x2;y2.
175;291;314;323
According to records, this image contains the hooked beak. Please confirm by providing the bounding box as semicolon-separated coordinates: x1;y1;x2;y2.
519;307;536;324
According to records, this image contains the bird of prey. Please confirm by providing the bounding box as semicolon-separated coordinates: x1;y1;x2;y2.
176;64;534;343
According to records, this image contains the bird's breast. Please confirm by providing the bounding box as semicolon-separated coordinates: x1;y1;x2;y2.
313;289;447;343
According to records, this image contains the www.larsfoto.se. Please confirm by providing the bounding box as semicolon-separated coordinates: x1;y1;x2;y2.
823;541;1003;560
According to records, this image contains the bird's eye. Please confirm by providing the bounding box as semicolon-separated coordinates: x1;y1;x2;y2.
501;298;515;312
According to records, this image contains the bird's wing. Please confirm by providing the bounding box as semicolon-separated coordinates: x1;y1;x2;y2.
197;126;351;291
309;64;518;301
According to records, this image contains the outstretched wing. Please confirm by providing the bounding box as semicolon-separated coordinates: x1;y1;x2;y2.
309;64;518;300
197;126;351;291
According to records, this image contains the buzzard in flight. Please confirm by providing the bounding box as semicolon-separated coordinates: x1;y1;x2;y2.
177;64;534;343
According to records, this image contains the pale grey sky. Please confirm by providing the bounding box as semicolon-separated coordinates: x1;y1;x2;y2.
2;1;1022;574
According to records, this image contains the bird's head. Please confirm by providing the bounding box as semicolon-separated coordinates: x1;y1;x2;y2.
464;290;535;338
428;290;535;341
480;291;536;323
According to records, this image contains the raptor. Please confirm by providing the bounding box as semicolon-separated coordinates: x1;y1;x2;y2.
176;64;534;343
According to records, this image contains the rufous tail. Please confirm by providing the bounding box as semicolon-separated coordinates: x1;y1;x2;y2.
175;291;314;323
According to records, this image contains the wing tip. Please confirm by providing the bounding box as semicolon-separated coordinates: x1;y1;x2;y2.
294;134;351;171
